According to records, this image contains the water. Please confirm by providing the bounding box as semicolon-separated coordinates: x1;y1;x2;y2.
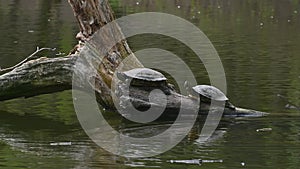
0;0;300;168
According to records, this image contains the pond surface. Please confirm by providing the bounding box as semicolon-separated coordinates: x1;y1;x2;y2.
0;0;300;168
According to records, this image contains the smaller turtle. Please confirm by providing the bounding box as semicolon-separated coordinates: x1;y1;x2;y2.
185;82;235;109
117;68;171;95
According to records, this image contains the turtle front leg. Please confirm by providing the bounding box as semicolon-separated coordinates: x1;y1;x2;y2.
226;101;236;110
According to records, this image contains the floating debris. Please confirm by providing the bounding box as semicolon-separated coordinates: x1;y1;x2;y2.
136;2;139;5
198;11;201;14
241;161;246;166
170;159;201;165
256;128;272;132
260;22;264;26
294;10;298;14
217;6;221;9
28;30;35;33
285;104;300;110
270;16;274;19
288;19;291;22
169;159;223;165
50;142;72;146
277;94;300;110
177;5;181;9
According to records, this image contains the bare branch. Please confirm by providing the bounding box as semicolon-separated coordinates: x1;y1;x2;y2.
0;47;56;75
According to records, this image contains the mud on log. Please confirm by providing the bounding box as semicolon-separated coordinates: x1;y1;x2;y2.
0;0;267;117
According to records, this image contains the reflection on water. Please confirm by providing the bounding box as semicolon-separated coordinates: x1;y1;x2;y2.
0;0;77;68
0;0;300;168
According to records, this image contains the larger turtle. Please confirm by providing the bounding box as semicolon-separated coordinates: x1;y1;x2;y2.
185;83;235;109
117;68;171;95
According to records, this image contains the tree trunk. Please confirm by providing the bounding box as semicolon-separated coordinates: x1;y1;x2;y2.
0;0;267;117
69;0;144;107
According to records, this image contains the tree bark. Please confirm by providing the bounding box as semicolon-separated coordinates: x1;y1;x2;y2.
0;56;75;101
68;0;143;107
0;0;267;117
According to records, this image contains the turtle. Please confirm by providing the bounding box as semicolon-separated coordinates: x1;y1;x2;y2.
184;82;235;109
117;68;171;95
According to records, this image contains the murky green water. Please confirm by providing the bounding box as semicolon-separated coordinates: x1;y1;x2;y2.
0;0;300;168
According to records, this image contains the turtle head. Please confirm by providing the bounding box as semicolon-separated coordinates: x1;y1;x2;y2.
184;81;197;97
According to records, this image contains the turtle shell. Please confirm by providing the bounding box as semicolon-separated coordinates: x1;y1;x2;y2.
118;68;171;94
122;68;167;82
192;85;228;101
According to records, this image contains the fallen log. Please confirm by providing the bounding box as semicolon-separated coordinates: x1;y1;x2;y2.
0;56;75;101
0;0;267;117
0;52;266;117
